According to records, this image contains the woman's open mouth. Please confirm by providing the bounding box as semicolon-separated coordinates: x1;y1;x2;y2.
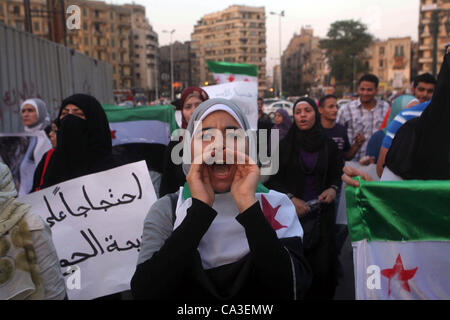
208;164;234;180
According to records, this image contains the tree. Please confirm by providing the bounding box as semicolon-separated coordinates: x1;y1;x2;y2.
320;20;373;89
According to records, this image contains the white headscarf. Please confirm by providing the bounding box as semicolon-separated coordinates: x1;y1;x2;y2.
20;98;51;132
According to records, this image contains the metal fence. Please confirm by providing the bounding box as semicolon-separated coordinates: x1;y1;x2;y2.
0;21;113;133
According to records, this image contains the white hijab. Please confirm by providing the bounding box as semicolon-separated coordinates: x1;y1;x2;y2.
20;98;51;133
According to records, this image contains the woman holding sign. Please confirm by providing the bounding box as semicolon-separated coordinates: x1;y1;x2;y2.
131;99;311;300
32;94;123;191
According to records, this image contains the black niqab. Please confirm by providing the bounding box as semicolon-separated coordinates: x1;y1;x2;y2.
386;49;450;180
42;94;115;188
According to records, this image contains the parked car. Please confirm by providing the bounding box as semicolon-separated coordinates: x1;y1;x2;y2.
263;100;294;119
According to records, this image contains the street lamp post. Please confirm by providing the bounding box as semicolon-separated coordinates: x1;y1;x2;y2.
163;29;176;101
270;11;284;99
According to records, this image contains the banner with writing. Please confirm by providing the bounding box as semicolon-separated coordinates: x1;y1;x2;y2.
202;81;258;130
18;161;156;300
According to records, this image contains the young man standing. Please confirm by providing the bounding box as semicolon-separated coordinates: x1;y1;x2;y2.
375;73;436;177
337;74;390;161
405;73;437;108
318;95;364;167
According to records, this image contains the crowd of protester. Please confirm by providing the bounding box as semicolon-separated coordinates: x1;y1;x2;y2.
1;48;448;300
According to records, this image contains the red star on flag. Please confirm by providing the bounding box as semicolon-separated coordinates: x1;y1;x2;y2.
244;78;249;82
381;254;418;296
261;195;287;231
227;75;235;82
111;130;117;139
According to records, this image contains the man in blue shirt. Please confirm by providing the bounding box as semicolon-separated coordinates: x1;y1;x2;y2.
375;73;436;177
376;100;431;177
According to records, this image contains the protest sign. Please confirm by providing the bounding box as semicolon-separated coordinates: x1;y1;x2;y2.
0;132;52;195
18;161;156;300
202;81;258;130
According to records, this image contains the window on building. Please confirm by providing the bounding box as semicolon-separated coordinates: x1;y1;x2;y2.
13;6;20;15
110;11;114;20
113;66;116;73
0;5;5;16
111;38;115;47
34;22;39;31
136;73;140;79
98;51;101;60
112;52;116;60
379;60;384;68
84;37;88;45
111;25;114;33
379;47;385;55
83;22;88;31
85;50;89;55
97;37;101;45
83;8;87;16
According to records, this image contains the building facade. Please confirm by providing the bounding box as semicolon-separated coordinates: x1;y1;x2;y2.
125;3;159;100
364;37;412;93
190;5;267;96
0;0;159;92
281;27;330;97
159;41;192;99
0;0;48;39
418;0;450;76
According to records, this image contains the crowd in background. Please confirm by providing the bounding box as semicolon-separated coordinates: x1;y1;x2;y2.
1;48;449;300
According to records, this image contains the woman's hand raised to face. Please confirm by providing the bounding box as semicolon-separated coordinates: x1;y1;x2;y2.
186;145;215;207
229;149;260;213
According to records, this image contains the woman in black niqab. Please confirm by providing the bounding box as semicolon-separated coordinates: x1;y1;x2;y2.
386;47;450;180
35;94;119;189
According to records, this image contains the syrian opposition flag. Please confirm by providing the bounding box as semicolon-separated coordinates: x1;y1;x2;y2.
346;178;450;300
207;61;258;84
174;183;303;270
103;104;178;146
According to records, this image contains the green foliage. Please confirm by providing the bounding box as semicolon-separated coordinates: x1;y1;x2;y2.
320;20;373;87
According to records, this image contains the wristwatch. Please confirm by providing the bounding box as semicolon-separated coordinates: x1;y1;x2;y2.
330;185;339;192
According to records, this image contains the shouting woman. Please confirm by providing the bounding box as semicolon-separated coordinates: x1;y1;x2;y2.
131;98;311;300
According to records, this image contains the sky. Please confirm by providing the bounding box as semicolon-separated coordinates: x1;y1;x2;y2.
113;0;420;76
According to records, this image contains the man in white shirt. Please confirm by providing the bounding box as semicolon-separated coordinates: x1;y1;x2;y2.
337;74;390;161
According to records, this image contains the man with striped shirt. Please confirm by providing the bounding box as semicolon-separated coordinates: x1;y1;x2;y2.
375;73;436;177
337;74;390;161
